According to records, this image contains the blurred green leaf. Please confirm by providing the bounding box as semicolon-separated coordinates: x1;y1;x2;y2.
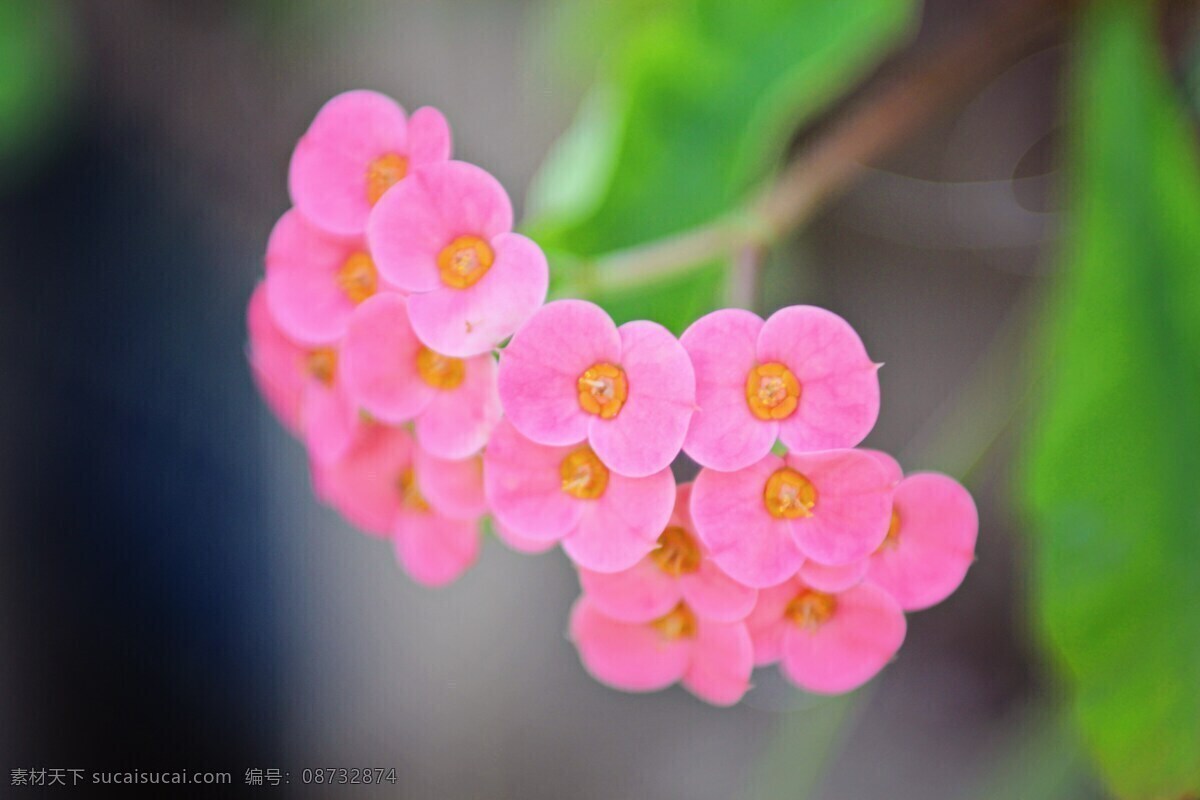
527;0;918;332
0;0;73;180
1020;2;1200;798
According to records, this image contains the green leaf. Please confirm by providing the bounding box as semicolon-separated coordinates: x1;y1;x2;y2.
0;0;73;181
1020;2;1200;797
526;0;918;332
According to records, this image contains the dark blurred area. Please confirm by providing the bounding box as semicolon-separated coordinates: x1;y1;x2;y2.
0;0;1123;797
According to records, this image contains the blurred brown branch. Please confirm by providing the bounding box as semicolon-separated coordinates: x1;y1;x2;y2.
583;0;1069;295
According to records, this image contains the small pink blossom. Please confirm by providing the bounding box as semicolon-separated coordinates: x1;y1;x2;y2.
265;209;398;345
578;484;757;623
745;577;906;694
314;425;480;586
367;161;548;357
690;449;893;587
680;306;880;472
498;300;695;478
289;90;451;236
340;293;501;459
483;419;675;573
569;596;753;706
867;472;978;611
246;283;360;463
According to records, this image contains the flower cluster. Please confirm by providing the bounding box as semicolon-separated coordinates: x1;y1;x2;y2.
248;91;979;707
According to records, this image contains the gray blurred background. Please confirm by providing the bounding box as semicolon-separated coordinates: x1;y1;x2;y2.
0;1;1104;797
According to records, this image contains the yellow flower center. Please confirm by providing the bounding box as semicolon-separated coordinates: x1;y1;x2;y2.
785;590;837;630
745;362;800;420
649;525;702;576
416;347;466;390
577;362;628;419
335;251;378;303
365;153;409;205
763;467;817;519
559;446;609;500
877;508;901;552
437;235;494;289
396;467;430;513
650;602;698;640
305;347;338;386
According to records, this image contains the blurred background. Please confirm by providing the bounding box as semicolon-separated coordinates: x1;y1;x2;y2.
1;0;1196;797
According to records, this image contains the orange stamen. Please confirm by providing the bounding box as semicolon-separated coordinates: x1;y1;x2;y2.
577;362;628;419
366;153;408;204
560;446;609;500
416;347;466;390
437;235;494;289
763;468;817;519
649;526;702;576
745;362;801;420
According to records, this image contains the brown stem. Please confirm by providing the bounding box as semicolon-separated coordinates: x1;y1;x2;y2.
576;0;1068;296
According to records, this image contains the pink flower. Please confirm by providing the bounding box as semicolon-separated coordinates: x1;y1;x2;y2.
314;425;481;586
498;300;695;478
569;596;753;706
265;209;398;345
578;484;757;623
483;419;675;572
690;449;893;587
367;161;548;357
246;283;360;463
340;293;501;459
289;90;451;237
680;306;880;472
867;471;978;611
745;577;906;695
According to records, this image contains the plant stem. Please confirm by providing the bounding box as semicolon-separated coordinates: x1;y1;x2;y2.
575;0;1067;296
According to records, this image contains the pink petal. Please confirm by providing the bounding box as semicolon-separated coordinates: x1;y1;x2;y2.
690;457;805;588
568;598;690;693
861;448;904;485
799;558;869;592
587;321;695;478
367;161;513;293
681;309;777;471
780;582;906;695
289;90;409;236
492;519;558;554
302;380;361;465
578;559;681;623
407;232;549;357
744;581;800;666
679;559;758;623
265;209;369;345
406;106;453;165
784;449;893;566
414;448;486;521
393;509;480;587
561;468;675;573
340;293;433;423
757;306;880;452
247;284;305;434
682;619;754;706
670;482;695;529
482;419;583;542
315;425;413;536
867;472;978;611
498;299;621;446
414;353;502;459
